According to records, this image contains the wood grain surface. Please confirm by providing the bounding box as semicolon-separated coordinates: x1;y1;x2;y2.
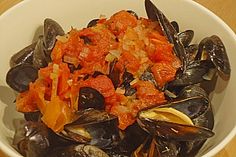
0;0;235;157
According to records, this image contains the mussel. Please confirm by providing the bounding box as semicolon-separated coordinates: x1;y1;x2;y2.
195;35;231;78
59;109;121;149
6;18;65;92
10;42;36;68
145;0;187;71
137;96;214;141
48;144;109;157
6;64;38;92
78;87;105;110
13;121;50;157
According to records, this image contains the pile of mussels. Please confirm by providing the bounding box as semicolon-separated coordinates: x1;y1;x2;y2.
6;0;231;156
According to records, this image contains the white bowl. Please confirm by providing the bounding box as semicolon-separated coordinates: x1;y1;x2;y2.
0;0;236;156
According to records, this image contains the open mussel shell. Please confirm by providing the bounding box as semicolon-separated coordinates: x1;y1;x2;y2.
195;35;231;78
138;96;209;122
10;42;36;68
185;44;199;62
137;97;214;141
6;64;38;92
13;121;50;157
43;18;65;51
178;85;209;100
171;21;179;33
138;119;214;142
132;136;160;157
78;87;105;110
145;0;187;71
60;109;120;149
33;36;50;69
178;30;194;47
24;111;42;122
168;60;215;87
48;144;109;157
106;122;148;157
155;138;180;157
87;19;99;28
108;59;120;89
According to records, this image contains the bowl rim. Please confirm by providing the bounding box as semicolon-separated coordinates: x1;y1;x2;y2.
0;0;236;157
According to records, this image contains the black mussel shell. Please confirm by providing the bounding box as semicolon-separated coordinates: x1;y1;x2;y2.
127;10;139;19
61;109;120;149
108;123;148;156
185;44;198;62
178;85;209;100
80;36;92;45
132;136;160;157
92;71;104;78
78;87;105;110
178;30;194;47
140;67;158;87
10;42;36;68
205;35;231;77
168;96;209;119
168;60;215;87
121;71;134;88
156;137;180;157
195;35;231;78
179;106;214;156
33;36;50;69
124;86;137;96
48;144;109;157
108;59;120;89
6;64;38;92
171;21;179;33
24;111;42;122
138;119;214;141
87;19;99;28
44;18;65;51
13;121;50;157
145;0;187;71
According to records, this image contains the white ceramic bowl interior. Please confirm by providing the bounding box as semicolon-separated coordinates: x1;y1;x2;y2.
0;0;236;156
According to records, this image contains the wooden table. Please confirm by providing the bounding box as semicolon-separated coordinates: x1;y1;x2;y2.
0;0;235;156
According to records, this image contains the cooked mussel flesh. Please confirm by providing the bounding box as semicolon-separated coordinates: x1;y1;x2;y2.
137;98;214;141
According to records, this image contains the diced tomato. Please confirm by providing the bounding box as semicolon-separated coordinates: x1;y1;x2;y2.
82;75;115;98
147;42;174;63
134;81;166;106
106;10;138;35
58;63;70;97
16;90;38;113
110;104;136;130
151;62;177;87
116;51;140;74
